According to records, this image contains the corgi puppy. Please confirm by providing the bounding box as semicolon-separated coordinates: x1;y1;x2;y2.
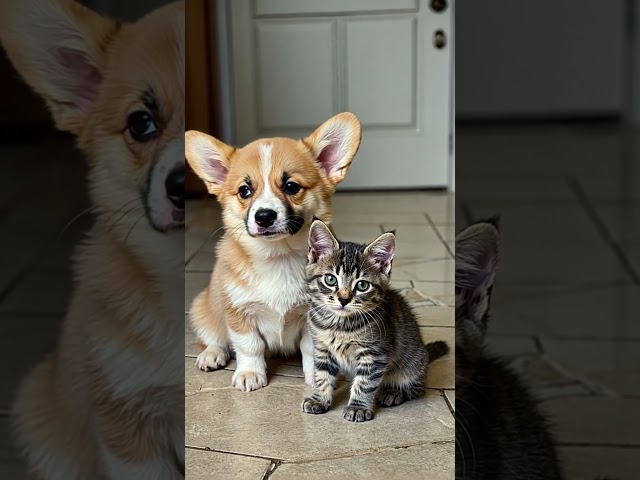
185;112;361;391
1;0;185;478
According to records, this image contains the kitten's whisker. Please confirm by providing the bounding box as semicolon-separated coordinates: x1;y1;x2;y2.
354;311;372;337
455;411;477;475
455;375;492;402
359;310;375;338
455;395;490;426
360;308;386;339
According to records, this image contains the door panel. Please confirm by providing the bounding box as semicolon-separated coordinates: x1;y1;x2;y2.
231;0;452;189
345;17;417;127
254;0;418;16
256;20;337;129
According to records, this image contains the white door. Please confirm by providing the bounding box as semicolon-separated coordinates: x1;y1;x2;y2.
229;0;453;189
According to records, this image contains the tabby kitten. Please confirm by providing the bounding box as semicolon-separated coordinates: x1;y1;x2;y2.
301;220;449;423
455;218;563;480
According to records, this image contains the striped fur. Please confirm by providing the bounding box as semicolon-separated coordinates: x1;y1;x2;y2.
301;220;449;422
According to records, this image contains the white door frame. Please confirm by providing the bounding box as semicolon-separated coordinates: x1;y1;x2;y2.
449;0;455;192
213;0;237;144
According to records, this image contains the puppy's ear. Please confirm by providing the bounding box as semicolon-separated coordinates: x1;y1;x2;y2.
364;232;395;276
0;0;120;134
303;112;362;186
185;131;236;196
308;220;339;263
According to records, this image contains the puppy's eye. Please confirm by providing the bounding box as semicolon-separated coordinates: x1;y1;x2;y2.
238;185;252;199
324;274;337;286
127;110;158;142
283;181;301;195
355;280;370;292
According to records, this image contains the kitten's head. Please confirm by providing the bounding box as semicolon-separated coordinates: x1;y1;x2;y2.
455;217;500;374
306;220;395;320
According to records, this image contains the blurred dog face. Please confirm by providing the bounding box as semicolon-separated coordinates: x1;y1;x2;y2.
82;2;185;236
185;113;361;242
0;0;185;243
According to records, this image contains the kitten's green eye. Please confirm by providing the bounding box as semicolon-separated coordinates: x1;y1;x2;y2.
355;280;370;292
324;274;337;286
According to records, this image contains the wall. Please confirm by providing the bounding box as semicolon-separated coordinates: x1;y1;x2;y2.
456;0;626;120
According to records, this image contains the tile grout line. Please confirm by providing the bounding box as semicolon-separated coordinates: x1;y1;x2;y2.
441;390;455;418
494;280;631;305
261;460;282;480
277;439;455;467
185;445;283;462
554;441;640;449
186;440;458;471
185;231;216;267
566;176;640;284
488;333;640;342
424;213;454;259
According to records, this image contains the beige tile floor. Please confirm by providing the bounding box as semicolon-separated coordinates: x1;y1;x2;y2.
184;192;455;479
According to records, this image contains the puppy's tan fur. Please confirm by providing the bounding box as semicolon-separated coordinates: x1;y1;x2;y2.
1;1;185;478
185;113;361;391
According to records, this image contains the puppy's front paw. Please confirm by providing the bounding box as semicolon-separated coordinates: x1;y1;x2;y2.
301;397;330;414
196;347;229;371
232;370;267;392
343;405;374;423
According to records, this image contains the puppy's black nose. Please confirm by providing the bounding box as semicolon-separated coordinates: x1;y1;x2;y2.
255;209;277;228
165;167;184;209
338;297;350;307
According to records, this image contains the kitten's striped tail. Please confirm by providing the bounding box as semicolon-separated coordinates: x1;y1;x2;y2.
426;341;449;362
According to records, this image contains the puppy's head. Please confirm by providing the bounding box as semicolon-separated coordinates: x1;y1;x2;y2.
185;113;361;242
0;0;185;243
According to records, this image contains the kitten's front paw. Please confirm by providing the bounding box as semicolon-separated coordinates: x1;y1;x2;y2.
196;347;229;371
301;397;330;414
304;371;315;387
378;389;407;407
232;370;267;392
343;405;374;422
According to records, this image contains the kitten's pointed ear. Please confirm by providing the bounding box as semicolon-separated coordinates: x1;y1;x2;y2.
303;112;362;186
309;220;338;263
185;131;235;196
0;0;120;134
455;222;499;294
364;232;395;275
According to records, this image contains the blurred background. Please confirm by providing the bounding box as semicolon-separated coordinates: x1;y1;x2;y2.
456;1;640;478
0;0;173;476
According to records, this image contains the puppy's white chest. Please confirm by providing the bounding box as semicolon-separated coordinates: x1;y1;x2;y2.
226;251;308;318
252;254;307;315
